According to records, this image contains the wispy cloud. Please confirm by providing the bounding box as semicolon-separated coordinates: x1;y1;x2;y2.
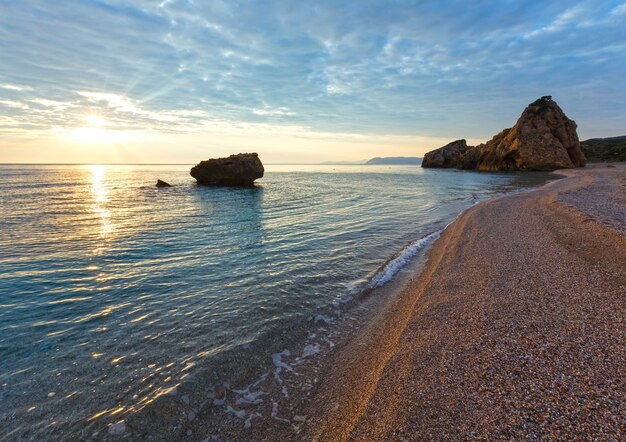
78;92;141;114
611;2;626;16
0;0;625;162
523;6;584;39
252;106;296;117
0;100;30;110
1;84;33;92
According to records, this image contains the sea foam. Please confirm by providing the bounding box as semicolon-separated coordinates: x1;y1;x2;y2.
366;229;443;289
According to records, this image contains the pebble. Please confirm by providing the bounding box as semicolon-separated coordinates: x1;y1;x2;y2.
108;422;125;436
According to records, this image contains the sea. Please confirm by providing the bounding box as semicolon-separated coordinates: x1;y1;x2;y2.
0;164;553;438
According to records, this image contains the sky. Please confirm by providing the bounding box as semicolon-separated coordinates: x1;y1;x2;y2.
0;0;625;164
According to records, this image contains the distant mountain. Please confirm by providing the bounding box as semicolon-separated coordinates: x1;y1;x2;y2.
581;136;626;162
319;160;367;165
365;156;422;165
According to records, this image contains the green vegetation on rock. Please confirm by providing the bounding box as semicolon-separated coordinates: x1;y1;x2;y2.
581;136;626;162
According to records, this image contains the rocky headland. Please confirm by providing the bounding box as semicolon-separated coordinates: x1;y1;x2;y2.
190;152;264;186
422;96;587;171
581;136;626;162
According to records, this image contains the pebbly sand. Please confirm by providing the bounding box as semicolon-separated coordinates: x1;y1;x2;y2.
121;165;625;440
299;164;626;441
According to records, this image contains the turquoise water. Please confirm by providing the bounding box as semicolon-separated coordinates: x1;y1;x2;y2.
0;164;551;438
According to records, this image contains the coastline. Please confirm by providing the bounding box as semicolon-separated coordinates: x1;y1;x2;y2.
119;164;625;440
0;166;554;441
299;163;625;440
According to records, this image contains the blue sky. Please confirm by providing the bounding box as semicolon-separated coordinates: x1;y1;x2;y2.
1;0;625;163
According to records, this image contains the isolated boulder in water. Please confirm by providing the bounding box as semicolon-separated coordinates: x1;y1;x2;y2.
156;179;172;187
422;96;586;171
190;153;264;186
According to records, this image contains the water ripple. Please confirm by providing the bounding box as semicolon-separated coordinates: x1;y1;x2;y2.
0;164;552;438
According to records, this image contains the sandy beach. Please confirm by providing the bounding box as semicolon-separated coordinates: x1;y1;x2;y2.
297;164;625;441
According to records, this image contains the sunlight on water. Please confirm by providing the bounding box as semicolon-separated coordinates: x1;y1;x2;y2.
90;165;113;243
0;164;553;438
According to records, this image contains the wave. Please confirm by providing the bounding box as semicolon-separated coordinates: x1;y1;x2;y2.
365;228;443;289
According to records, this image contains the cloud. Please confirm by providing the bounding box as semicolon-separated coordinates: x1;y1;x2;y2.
252;106;296;116
1;84;33;91
78;92;141;114
611;3;626;16
0;0;625;162
523;6;584;39
28;98;75;110
0;100;30;109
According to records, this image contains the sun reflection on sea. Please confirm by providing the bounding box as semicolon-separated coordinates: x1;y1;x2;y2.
90;165;114;249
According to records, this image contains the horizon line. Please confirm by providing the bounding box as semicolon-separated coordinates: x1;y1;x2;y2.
0;161;423;166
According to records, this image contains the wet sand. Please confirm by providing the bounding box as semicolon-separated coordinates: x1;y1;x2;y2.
301;164;625;440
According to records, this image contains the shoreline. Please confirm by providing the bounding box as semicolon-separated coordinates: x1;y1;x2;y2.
174;164;622;441
113;164;623;439
120;200;446;440
300;163;625;440
1;166;554;441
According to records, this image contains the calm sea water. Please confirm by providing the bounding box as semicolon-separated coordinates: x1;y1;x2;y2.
0;164;552;438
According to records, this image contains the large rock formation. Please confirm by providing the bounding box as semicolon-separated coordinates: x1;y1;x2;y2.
190;153;264;186
422;97;586;171
419;139;471;168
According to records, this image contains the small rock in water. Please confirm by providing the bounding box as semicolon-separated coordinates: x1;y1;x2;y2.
215;387;226;400
181;394;190;405
187;411;196;421
47;392;56;398
187;429;192;436
108;422;126;436
156;179;172;187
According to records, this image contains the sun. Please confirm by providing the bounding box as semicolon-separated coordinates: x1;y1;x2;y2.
65;115;137;144
86;115;105;127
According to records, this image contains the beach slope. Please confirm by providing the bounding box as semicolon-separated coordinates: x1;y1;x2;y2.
305;165;625;440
